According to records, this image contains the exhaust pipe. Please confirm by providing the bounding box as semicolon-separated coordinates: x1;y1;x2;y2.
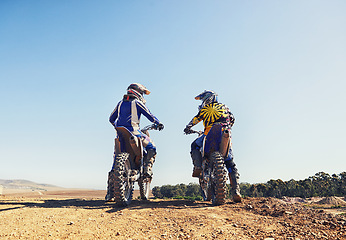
220;129;230;157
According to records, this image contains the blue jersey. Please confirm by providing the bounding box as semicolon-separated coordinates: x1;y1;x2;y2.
109;97;160;132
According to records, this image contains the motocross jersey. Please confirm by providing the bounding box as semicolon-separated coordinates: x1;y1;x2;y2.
109;95;160;132
187;102;235;135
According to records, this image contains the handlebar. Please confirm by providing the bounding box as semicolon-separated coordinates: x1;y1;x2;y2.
141;124;161;132
185;129;204;136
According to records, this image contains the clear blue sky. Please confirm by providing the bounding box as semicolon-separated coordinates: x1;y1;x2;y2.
1;1;345;190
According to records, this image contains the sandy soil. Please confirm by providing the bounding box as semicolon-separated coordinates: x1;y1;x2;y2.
0;190;345;240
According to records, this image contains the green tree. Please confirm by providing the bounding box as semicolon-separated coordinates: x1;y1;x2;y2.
239;183;252;197
339;172;346;196
152;186;162;198
185;183;200;198
152;172;345;199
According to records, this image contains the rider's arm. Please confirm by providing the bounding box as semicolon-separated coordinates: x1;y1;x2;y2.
136;100;161;125
225;105;235;127
186;116;201;129
229;111;235;127
184;110;203;133
109;101;122;126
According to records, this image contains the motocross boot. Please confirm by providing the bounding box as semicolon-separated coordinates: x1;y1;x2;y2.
105;171;115;202
143;149;156;178
191;149;202;177
229;172;242;203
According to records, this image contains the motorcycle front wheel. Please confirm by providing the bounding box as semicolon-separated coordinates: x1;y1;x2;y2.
113;152;134;206
199;167;212;201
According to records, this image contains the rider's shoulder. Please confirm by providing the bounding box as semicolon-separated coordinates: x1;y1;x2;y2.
199;102;221;111
134;98;149;110
218;102;230;109
212;102;227;108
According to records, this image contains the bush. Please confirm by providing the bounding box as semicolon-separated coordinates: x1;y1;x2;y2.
152;172;346;199
152;183;202;199
239;172;346;198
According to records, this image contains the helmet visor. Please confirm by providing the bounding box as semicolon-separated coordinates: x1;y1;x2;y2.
143;89;151;95
195;93;204;100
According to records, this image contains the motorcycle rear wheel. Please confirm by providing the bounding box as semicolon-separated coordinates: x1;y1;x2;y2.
210;151;227;205
113;152;134;206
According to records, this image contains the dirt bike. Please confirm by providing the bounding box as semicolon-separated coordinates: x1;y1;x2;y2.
187;124;231;205
107;124;160;206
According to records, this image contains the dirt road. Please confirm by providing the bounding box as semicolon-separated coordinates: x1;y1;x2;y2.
0;190;345;239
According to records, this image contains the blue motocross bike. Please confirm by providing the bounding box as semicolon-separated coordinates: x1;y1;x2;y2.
108;124;159;206
188;124;231;205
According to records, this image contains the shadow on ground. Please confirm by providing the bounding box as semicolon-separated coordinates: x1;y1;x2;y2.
0;197;217;214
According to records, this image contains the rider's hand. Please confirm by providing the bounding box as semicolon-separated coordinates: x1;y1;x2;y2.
184;127;192;134
157;123;164;131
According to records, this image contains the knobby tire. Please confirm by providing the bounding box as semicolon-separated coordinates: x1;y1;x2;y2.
113;152;134;206
210;151;227;205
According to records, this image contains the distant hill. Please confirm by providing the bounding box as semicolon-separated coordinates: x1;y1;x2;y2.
0;179;60;191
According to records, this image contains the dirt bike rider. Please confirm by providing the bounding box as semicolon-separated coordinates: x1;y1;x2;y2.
183;90;241;203
106;83;164;201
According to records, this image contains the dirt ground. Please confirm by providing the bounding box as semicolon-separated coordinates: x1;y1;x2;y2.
0;190;345;240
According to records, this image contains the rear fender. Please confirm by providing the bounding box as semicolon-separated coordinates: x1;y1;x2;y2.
115;127;143;166
129;135;143;166
219;129;230;158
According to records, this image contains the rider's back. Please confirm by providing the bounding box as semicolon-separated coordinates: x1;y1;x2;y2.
195;102;234;134
110;96;159;132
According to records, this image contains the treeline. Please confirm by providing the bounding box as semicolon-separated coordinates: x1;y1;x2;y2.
152;172;346;199
152;183;203;201
241;172;346;198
